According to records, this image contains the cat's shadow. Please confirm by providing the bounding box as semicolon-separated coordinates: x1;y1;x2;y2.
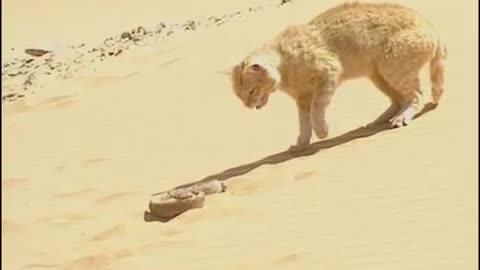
155;102;437;193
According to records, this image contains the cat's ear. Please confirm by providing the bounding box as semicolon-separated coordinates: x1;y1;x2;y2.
244;64;265;80
243;63;267;82
244;63;265;74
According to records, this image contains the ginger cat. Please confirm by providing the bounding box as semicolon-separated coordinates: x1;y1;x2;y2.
231;2;447;152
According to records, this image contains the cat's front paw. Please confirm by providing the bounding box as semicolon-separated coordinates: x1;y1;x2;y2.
288;144;308;153
288;133;311;153
313;121;329;139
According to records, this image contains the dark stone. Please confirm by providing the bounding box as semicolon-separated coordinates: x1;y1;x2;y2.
25;49;50;57
121;31;133;40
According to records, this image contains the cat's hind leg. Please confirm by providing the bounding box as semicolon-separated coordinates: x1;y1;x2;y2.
386;75;423;127
368;69;404;125
377;29;436;127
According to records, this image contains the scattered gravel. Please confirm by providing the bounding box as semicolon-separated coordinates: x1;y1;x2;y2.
1;0;293;103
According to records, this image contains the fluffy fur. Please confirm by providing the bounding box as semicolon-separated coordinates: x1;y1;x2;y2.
231;1;447;152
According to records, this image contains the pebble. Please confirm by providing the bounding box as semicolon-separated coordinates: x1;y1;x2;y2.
24;49;51;57
155;23;166;33
183;20;197;31
280;0;292;4
121;31;133;40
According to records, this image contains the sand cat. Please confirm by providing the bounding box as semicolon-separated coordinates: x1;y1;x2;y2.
230;2;447;152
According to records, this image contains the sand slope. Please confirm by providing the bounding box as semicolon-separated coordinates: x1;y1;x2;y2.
2;0;478;269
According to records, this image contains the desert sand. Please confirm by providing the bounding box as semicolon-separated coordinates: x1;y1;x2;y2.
2;0;478;269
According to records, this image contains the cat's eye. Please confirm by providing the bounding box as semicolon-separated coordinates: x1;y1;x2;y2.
248;88;256;95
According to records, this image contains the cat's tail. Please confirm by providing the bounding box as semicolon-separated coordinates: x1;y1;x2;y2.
429;38;447;104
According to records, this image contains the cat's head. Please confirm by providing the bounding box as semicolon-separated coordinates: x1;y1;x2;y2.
230;54;280;110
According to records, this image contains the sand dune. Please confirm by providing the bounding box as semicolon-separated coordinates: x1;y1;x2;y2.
2;0;478;269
